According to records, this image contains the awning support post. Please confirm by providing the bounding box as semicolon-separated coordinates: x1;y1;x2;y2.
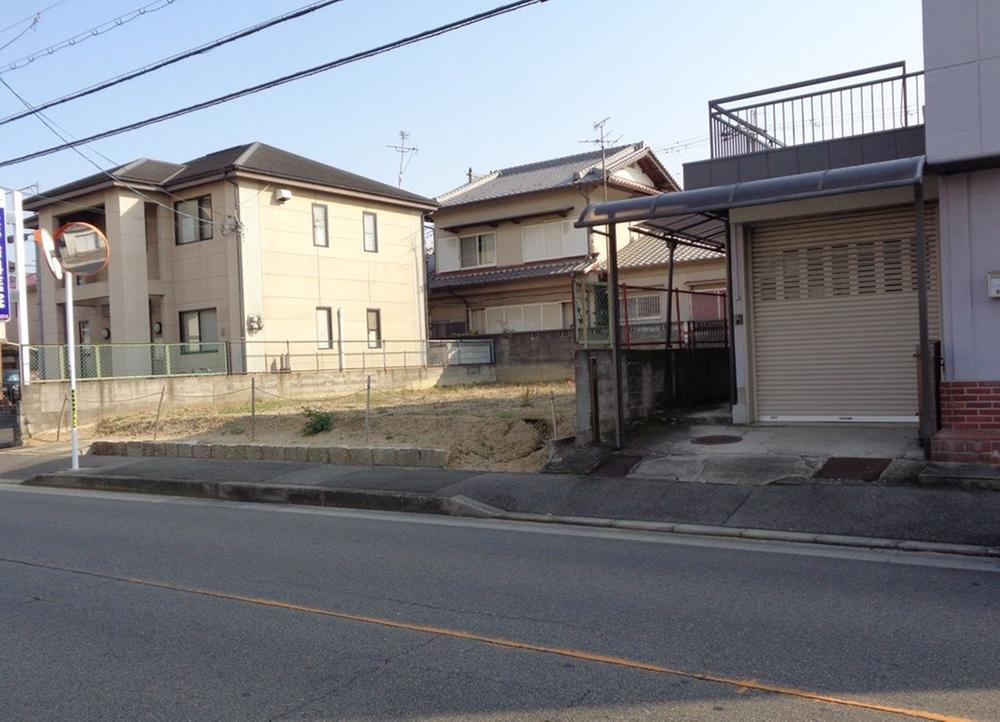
607;222;624;450
724;221;737;408
914;181;936;452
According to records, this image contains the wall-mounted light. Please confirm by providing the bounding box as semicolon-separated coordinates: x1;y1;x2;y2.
152;321;163;335
101;328;111;340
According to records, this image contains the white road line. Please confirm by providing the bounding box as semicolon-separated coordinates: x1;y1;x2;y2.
1;484;997;574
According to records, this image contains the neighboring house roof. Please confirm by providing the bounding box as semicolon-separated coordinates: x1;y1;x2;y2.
614;234;724;269
435;142;678;209
429;256;595;290
27;142;436;210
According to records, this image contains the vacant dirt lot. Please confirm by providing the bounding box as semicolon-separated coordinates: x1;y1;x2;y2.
73;382;577;472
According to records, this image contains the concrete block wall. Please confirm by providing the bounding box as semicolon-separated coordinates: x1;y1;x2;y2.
20;364;496;435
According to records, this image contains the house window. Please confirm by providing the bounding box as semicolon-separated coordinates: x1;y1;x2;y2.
316;307;333;349
363;211;378;252
174;195;213;244
624;295;661;321
459;233;496;268
312;204;328;247
179;308;218;351
366;308;381;348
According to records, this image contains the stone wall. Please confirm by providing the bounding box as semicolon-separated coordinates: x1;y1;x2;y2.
20;364;496;435
473;329;576;383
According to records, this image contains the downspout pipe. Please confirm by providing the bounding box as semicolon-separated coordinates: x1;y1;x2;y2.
913;172;936;452
724;219;737;409
226;175;247;373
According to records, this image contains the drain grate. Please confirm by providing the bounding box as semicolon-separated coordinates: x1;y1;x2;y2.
814;457;891;482
690;435;743;446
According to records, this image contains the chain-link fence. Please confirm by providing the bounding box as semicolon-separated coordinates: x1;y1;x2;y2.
25;338;494;382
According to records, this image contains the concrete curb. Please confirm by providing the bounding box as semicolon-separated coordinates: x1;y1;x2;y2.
24;472;1000;559
88;440;449;469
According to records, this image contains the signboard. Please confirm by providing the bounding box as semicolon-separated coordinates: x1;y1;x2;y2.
0;207;9;322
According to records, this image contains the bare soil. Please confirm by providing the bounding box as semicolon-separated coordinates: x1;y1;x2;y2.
72;382;577;472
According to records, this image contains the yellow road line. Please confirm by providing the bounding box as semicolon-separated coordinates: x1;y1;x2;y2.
1;558;975;722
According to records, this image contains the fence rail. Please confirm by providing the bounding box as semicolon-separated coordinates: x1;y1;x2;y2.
709;62;924;158
25;338;493;382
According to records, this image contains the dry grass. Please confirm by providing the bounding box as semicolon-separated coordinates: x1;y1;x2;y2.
79;381;577;472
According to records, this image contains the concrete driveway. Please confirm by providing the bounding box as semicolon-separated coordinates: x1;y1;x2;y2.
626;423;925;485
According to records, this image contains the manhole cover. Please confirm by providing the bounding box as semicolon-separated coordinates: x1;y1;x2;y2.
690;435;743;446
815;457;891;482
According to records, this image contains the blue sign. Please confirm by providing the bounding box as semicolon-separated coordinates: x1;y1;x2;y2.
0;206;8;322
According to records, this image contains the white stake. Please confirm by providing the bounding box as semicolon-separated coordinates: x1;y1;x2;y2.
65;271;78;469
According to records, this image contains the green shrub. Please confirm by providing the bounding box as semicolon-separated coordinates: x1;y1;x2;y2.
302;407;335;436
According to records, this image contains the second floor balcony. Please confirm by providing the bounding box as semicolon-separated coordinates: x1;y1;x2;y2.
709;62;924;159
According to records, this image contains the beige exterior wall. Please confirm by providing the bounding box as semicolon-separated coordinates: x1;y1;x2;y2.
620;259;728;324
22;175;429;374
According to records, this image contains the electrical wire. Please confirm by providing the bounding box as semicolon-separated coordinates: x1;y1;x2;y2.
1;0;180;76
0;0;345;128
0;76;231;232
0;0;69;37
0;17;41;55
0;0;548;170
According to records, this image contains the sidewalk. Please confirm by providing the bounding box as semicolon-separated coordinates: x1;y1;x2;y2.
15;452;1000;553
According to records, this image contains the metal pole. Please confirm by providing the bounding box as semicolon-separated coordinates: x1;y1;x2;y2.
664;241;677;349
606;222;624;449
337;307;345;371
914;181;936;451
364;374;371;445
12;191;29;386
152;386;166;442
250;377;256;441
549;390;558;439
65;271;79;469
724;221;738;408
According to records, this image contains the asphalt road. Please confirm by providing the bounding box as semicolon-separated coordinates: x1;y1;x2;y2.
1;484;998;721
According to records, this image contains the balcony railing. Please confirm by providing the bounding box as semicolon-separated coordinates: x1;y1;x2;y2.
709;62;924;159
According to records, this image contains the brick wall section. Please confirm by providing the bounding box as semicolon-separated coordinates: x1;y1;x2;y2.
939;381;1000;430
932;381;1000;464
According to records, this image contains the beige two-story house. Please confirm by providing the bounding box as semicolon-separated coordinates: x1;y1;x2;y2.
428;142;688;337
24;142;436;373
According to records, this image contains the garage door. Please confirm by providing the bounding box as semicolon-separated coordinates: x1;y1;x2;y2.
749;205;939;422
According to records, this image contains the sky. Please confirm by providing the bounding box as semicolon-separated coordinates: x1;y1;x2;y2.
0;0;925;202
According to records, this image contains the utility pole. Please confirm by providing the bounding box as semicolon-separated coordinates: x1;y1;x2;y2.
387;130;418;188
579;117;621;203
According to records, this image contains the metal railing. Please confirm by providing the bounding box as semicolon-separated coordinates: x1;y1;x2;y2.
24;338;494;381
709;62;924;158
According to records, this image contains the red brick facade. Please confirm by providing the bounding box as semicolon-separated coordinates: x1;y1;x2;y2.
932;381;1000;464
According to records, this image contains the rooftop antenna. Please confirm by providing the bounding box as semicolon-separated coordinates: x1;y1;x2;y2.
579;116;622;202
387;130;418;188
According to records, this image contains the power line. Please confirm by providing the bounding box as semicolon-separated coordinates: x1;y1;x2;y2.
0;0;346;128
0;76;230;232
0;0;69;37
0;0;548;170
0;16;41;54
1;0;180;76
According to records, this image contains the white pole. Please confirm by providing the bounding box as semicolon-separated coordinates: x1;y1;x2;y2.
12;191;29;386
65;271;78;469
337;306;345;371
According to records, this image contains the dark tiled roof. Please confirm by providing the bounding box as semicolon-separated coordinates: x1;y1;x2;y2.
436;143;674;208
28;142;435;209
30;158;184;201
615;234;724;269
429;256;595;290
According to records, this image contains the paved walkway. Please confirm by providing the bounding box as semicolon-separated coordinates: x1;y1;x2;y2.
12;451;1000;549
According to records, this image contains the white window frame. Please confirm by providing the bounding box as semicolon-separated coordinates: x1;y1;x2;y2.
312;204;328;247
315;307;333;349
459;232;496;269
363;212;378;253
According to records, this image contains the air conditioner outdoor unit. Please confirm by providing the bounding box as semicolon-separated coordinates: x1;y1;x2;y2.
274;188;293;203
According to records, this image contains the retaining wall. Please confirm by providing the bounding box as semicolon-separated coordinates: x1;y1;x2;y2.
20;364;496;435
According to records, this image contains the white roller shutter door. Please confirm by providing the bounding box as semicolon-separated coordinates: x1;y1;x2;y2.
749;205;940;422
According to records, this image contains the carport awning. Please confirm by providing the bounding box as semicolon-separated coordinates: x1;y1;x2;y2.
575;156;926;238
